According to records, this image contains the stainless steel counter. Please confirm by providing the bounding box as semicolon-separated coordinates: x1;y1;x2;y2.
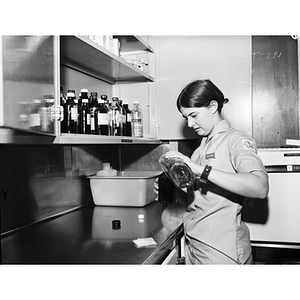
1;202;184;264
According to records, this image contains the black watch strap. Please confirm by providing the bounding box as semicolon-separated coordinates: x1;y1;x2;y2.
200;165;212;183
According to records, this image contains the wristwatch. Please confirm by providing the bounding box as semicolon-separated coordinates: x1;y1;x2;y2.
200;164;212;183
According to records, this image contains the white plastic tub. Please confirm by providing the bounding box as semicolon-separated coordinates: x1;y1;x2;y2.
87;171;162;207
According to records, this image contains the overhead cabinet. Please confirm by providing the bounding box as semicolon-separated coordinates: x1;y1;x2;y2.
4;35;297;147
0;35;159;144
58;35;158;144
0;35;56;143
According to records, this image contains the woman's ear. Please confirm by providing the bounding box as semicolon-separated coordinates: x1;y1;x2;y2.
209;100;218;114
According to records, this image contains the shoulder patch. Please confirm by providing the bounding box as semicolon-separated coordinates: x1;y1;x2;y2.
242;139;256;151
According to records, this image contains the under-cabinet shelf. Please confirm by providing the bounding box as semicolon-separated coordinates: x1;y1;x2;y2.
60;35;154;84
56;133;161;144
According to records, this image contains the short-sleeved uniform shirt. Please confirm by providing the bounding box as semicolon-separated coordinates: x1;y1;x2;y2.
183;119;267;264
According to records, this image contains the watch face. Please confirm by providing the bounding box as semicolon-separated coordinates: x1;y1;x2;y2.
201;165;211;182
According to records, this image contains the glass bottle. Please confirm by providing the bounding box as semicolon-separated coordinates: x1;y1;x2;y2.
60;86;66;106
131;101;143;137
159;153;195;189
59;87;66;131
90;92;98;135
118;99;126;136
41;94;54;133
111;97;121;136
107;99;113;136
18;101;30;130
123;102;132;136
73;94;79;133
97;97;109;135
78;89;91;134
62;90;78;133
29;99;41;132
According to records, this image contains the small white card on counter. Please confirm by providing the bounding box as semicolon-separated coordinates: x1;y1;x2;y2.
133;237;157;248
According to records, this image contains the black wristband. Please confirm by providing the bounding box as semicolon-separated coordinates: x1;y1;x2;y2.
200;165;212;183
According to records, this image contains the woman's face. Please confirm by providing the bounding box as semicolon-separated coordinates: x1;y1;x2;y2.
180;105;216;137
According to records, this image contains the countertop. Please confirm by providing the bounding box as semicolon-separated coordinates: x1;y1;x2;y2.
1;202;184;264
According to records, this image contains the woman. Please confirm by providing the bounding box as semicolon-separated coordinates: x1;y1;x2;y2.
166;79;269;264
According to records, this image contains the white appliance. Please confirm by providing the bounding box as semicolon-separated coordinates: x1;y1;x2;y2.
244;148;300;249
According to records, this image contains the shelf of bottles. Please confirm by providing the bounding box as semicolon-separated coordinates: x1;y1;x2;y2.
60;35;154;84
56;89;160;145
57;35;159;145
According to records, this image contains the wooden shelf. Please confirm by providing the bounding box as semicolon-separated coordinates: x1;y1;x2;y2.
60;35;154;84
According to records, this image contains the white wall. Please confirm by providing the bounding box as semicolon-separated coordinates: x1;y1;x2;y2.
155;36;252;139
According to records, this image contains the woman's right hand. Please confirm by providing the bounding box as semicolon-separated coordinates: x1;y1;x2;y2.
164;151;204;177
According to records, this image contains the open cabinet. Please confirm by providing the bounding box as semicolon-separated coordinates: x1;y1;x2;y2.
0;35;160;145
57;35;159;144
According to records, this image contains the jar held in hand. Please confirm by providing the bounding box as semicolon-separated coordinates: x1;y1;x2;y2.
159;153;195;189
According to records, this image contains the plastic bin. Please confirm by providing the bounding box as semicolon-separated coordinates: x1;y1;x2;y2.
87;171;162;207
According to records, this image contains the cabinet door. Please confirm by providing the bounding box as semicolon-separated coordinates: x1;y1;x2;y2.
0;36;55;135
252;36;299;148
156;36;252;140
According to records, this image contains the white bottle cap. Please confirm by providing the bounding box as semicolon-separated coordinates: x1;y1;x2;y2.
102;162;111;170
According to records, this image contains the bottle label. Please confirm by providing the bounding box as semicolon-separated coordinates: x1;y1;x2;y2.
70;107;78;121
133;122;143;137
86;113;91;125
127;113;132;122
98;113;108;125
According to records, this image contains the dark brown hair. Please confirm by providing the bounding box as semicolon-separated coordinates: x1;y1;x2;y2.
176;79;229;112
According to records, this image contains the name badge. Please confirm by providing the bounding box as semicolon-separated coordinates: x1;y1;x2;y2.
205;153;215;160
